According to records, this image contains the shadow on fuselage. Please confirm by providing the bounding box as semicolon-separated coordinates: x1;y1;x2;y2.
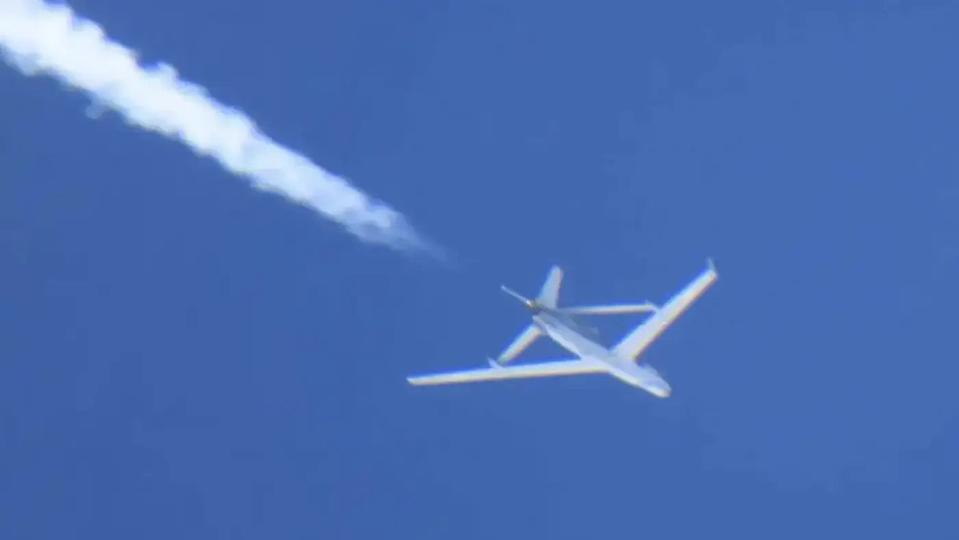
532;306;600;339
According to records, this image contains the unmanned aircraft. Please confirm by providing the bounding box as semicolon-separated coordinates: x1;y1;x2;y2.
407;260;718;397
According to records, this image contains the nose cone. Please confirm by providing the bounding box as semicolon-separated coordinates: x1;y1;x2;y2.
642;367;671;398
611;363;672;397
651;382;672;398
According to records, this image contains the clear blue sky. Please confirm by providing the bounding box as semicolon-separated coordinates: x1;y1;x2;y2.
2;1;957;538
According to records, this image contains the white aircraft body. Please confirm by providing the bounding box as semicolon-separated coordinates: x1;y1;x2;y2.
407;261;718;397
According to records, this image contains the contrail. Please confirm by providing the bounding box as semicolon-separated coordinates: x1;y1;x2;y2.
0;0;433;254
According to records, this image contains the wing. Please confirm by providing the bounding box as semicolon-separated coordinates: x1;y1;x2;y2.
495;324;542;365
612;263;718;361
559;303;658;315
407;359;606;386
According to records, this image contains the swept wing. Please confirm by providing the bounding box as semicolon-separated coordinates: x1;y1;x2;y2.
407;358;605;386
612;262;718;361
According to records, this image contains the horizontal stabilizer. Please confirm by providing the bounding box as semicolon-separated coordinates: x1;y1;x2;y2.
407;359;605;386
495;324;543;365
559;303;658;315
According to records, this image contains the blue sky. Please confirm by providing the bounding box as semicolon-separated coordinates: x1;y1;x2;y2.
1;1;957;538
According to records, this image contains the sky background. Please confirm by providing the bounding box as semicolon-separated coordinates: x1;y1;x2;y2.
2;0;958;538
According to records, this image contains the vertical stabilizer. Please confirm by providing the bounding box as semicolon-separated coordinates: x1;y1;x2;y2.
537;266;564;308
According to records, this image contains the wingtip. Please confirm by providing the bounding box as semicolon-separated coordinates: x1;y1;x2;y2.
706;257;718;274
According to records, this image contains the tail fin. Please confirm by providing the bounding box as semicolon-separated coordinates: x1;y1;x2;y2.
536;266;563;308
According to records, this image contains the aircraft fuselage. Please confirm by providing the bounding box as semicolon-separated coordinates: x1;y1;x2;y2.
532;309;672;397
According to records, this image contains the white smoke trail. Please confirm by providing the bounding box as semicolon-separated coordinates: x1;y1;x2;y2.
0;0;432;253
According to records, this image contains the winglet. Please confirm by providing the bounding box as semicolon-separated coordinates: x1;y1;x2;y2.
707;257;718;274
